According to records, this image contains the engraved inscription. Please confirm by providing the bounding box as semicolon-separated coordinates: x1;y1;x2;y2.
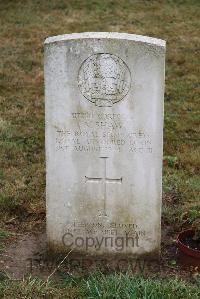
62;221;146;251
62;220;147;252
78;53;131;107
55;112;153;154
65;221;145;236
85;157;122;216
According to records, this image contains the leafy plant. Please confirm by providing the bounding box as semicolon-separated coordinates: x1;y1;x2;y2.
163;156;178;168
193;218;200;241
186;206;200;241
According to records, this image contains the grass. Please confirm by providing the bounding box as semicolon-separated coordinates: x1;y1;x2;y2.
0;273;199;299
0;0;199;226
0;229;10;252
0;0;199;297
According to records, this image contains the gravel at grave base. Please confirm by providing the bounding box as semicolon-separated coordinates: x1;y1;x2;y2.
0;228;197;280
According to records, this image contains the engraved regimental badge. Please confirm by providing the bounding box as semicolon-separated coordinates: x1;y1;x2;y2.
78;53;131;107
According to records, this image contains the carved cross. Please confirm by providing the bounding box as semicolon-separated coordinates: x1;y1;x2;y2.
85;157;122;216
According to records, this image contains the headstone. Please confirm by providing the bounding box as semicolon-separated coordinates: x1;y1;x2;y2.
44;32;166;259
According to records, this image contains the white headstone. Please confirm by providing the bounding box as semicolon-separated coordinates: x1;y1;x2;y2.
44;32;166;258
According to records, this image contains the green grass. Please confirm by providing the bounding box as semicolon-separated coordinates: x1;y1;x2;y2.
0;273;200;299
0;0;199;225
0;229;10;252
0;230;10;240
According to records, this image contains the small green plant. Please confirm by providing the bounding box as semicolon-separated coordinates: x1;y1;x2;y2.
193;218;200;241
163;156;178;168
0;230;10;240
0;230;10;252
187;206;200;241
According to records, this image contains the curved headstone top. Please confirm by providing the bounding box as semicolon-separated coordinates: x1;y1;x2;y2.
44;32;166;49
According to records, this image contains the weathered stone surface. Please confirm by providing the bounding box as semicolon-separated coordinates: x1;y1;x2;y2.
44;32;166;258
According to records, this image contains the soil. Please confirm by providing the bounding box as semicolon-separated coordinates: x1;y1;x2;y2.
183;237;200;251
1;192;199;281
0;225;199;281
